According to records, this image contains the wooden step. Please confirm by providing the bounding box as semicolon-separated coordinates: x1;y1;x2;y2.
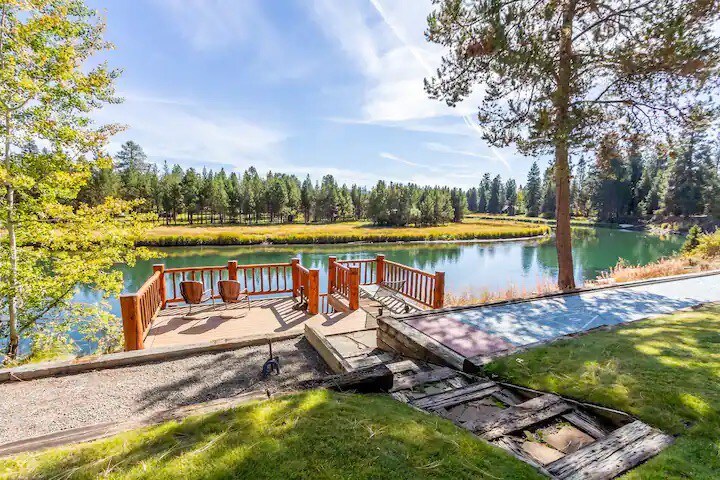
467;394;573;440
390;366;460;392
328;294;351;313
547;420;674;480
412;381;500;410
346;352;395;371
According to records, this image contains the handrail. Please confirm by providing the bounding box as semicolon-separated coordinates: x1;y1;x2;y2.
291;260;319;314
383;259;445;309
164;261;294;303
336;258;377;285
120;268;164;351
328;256;360;310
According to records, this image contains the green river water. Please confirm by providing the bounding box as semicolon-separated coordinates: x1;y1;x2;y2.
77;228;684;317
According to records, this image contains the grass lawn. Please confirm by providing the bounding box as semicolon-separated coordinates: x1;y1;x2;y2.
485;304;720;479
139;218;550;246
0;390;543;480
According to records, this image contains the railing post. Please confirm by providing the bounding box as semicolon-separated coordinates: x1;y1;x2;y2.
291;258;300;297
308;268;320;314
376;254;385;284
328;256;337;293
120;294;144;351
228;260;238;281
433;271;445;309
349;266;360;310
153;264;166;309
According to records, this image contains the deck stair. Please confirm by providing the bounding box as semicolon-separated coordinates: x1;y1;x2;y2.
381;361;674;479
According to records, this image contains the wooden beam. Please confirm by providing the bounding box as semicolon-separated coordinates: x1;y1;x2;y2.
308;268;320;314
153;264;166;309
376;254;385;284
349;266;360;310
119;295;143;351
433;271;445;309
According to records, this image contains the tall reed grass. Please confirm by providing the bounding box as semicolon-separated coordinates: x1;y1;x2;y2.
138;220;550;246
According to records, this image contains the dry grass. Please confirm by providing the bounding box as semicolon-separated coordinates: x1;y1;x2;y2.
140;219;550;246
445;277;559;306
593;257;699;283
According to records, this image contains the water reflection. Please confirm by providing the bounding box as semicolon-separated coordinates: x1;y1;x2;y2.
75;228;684;318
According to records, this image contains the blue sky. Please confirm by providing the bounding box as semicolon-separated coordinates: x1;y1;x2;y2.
90;0;540;187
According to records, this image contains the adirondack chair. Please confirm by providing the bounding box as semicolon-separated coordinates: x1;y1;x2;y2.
179;280;213;316
218;280;251;313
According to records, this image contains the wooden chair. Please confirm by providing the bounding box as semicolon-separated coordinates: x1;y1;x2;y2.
179;280;213;317
218;280;251;313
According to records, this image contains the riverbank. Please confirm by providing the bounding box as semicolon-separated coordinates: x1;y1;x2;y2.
137;218;550;247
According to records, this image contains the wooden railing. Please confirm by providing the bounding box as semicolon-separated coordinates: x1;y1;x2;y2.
382;259;445;309
164;260;294;303
120;265;165;350
291;258;319;314
120;254;444;352
120;258;321;350
336;258;377;285
328;256;360;310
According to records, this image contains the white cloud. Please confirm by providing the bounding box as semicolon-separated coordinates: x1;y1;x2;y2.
379;152;424;168
309;0;481;123
95;91;287;169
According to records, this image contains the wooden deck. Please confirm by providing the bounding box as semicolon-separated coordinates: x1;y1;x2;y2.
144;297;371;349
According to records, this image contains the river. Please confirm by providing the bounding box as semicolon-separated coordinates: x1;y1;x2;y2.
77;228;684;316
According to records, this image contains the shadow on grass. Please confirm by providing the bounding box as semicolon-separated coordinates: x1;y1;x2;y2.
0;390;543;480
485;304;720;479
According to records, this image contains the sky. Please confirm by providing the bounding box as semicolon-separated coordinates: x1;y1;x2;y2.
89;0;541;188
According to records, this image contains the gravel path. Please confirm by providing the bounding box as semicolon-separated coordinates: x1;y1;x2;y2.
0;338;328;445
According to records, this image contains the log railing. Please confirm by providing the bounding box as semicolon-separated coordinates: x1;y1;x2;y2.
382;259;445;309
328;256;360;310
120;258;321;350
120;265;165;350
291;258;319;314
164;260;294;303
336;258;377;285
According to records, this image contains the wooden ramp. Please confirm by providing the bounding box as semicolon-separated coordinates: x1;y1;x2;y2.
382;360;673;480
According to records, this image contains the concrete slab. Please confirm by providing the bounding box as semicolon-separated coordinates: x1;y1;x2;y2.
405;315;513;357
406;273;720;357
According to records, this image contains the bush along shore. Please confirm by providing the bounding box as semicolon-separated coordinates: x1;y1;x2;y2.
136;221;551;247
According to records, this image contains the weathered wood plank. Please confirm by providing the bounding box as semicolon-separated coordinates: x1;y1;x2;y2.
304;325;352;374
412;381;499;410
385;359;422;374
492;437;553;477
547;421;673;480
390;367;459;392
562;410;610;440
297;364;394;393
346;352;395;370
491;388;524;407
468;394;572;440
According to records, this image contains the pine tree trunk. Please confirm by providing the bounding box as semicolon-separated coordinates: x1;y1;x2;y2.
554;0;577;291
4;112;19;358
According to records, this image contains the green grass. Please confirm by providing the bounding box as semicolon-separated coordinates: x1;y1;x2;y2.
485;304;720;479
139;218;550;246
0;390;543;480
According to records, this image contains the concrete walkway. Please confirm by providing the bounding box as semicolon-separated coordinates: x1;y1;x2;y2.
405;272;720;358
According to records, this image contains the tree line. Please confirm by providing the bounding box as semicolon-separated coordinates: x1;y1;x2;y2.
78;141;468;226
83;130;720;229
